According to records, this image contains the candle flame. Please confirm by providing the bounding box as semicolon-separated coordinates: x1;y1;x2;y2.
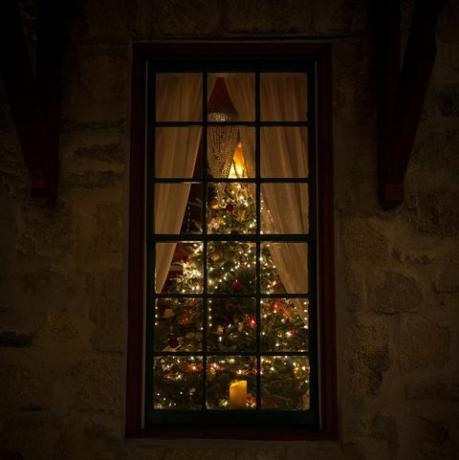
228;142;248;178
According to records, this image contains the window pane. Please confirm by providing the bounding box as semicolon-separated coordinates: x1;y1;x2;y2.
208;73;255;121
207;183;256;234
261;73;307;121
261;183;309;234
207;127;255;179
261;298;309;352
154;183;202;234
155;127;202;178
156;73;202;121
207;242;256;294
206;356;257;410
153;356;203;410
153;298;203;352
261;127;308;177
261;356;309;410
261;242;308;294
155;242;203;294
208;297;256;352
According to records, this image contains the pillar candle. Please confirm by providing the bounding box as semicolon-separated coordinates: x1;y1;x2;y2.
229;380;247;409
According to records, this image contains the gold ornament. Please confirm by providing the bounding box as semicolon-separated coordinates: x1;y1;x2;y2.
209;198;220;209
210;252;221;262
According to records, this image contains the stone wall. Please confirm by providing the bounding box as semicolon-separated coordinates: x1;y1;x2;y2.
1;1;458;459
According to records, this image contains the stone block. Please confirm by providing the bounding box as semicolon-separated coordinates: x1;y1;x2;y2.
16;202;74;259
0;331;34;348
88;203;123;259
436;84;459;117
370;413;399;458
369;271;422;315
400;316;450;374
435;266;459;293
345;317;391;396
340;218;392;265
0;413;60;460
65;172;124;191
60;128;127;177
225;0;313;34
410;127;459;183
139;0;221;36
67;356;122;416
75;198;124;272
86;272;124;352
411;189;459;238
0;351;59;413
79;53;128;104
312;0;367;34
0;272;87;339
63;47;129;124
406;381;459;401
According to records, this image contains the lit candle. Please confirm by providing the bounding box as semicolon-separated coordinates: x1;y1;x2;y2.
229;380;247;409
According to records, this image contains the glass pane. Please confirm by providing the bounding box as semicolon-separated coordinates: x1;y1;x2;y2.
260;242;308;294
206;356;257;410
156;73;202;121
261;127;308;177
208;74;255;121
154;183;202;234
155;127;202;178
261;183;309;234
208;183;256;234
153;356;203;410
153;298;203;352
155;242;203;294
261;73;307;121
261;298;309;352
261;356;309;410
208;297;256;352
207;127;255;179
207;242;256;294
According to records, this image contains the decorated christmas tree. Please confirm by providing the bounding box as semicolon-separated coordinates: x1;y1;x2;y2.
154;141;309;411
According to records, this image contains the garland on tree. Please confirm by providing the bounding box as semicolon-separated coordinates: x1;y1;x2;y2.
154;174;309;410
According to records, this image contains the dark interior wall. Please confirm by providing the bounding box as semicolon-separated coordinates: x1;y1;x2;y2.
0;1;458;459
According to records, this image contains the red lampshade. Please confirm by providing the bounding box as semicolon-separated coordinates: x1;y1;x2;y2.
208;77;236;115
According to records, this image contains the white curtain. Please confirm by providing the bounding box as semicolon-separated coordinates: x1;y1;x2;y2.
227;74;309;297
154;75;202;292
154;73;309;300
260;74;309;296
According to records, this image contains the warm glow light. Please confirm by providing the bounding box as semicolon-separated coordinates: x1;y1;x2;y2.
229;380;247;409
228;142;247;178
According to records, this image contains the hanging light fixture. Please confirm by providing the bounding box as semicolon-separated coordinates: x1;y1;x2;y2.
207;77;238;187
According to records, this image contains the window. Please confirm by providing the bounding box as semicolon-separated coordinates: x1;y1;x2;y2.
127;43;336;439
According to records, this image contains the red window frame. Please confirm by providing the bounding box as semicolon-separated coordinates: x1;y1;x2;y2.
126;41;336;440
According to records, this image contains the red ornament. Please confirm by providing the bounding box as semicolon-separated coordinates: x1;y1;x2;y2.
248;317;257;328
177;311;193;326
232;279;242;291
226;203;234;213
168;337;179;349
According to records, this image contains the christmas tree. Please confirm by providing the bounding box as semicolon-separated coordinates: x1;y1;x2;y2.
154;142;310;411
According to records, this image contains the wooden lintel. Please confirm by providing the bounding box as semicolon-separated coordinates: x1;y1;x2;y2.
0;0;67;204
379;0;446;210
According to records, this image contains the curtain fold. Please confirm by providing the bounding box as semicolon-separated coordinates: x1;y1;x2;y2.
154;75;202;293
154;73;309;305
228;74;309;298
260;75;309;297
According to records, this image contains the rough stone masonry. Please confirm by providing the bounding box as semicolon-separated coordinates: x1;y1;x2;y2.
0;1;458;459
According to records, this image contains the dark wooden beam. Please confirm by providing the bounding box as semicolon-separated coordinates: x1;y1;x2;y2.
379;0;446;210
0;0;67;204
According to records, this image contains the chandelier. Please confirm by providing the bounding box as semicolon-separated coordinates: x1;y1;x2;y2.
207;77;238;189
